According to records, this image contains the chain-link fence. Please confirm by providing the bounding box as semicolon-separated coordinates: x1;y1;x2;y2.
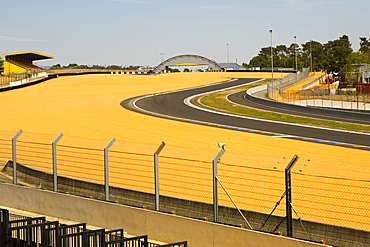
0;130;369;246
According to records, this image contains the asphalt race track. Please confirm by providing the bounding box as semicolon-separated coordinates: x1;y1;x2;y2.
121;78;370;149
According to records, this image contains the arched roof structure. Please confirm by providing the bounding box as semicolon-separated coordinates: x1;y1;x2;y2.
154;54;222;72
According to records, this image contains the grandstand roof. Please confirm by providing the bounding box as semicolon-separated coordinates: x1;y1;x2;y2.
3;51;54;62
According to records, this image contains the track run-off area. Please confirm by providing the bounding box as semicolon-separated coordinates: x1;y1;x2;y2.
0;72;369;231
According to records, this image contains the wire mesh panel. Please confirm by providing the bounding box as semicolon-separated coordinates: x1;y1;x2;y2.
0;131;14;162
217;161;285;228
291;172;370;231
109;150;154;194
57;144;104;185
16;140;53;174
160;155;212;204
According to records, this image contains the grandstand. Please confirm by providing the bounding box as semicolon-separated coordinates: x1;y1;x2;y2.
3;51;54;75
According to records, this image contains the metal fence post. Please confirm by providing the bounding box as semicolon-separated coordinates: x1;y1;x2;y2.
104;138;116;201
52;133;63;192
12;129;23;185
213;143;226;222
154;142;166;211
285;155;299;238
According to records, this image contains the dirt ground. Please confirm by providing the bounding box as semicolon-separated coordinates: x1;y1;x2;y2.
0;72;368;230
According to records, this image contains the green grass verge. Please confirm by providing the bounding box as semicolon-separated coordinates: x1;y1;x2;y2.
199;82;370;133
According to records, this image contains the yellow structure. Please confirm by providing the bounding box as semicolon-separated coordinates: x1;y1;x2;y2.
3;51;54;75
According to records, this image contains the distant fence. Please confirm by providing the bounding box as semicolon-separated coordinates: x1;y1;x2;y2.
48;69;114;75
0;130;369;246
277;88;370;111
0;73;29;88
0;69;156;89
267;68;310;99
266;70;370;111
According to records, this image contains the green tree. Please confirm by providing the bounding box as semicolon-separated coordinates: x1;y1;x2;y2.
345;52;370;73
106;65;123;70
359;37;370;60
274;45;289;68
249;47;272;67
359;37;370;53
65;63;79;68
322;35;353;72
301;40;324;71
50;64;62;69
347;52;370;65
249;43;307;69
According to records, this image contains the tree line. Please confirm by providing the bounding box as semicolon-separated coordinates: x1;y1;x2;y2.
244;35;370;73
50;63;141;70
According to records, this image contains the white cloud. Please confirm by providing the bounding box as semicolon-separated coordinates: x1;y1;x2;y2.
275;0;316;10
196;5;233;10
0;35;49;42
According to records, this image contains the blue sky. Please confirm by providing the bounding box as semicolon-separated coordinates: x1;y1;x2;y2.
1;0;369;67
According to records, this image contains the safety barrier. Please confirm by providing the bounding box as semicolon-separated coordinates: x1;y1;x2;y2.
111;71;158;75
0;130;369;246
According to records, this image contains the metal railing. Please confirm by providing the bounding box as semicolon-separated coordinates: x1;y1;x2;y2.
0;73;29;88
0;209;187;247
267;68;310;98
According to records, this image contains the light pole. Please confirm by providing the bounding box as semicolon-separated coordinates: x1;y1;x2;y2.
270;30;274;99
294;36;298;81
270;30;274;80
160;53;165;62
294;36;298;70
310;39;313;72
227;43;230;65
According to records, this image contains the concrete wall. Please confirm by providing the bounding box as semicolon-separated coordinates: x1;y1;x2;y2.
0;183;329;247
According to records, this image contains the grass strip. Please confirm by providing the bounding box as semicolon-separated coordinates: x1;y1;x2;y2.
199;82;370;133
